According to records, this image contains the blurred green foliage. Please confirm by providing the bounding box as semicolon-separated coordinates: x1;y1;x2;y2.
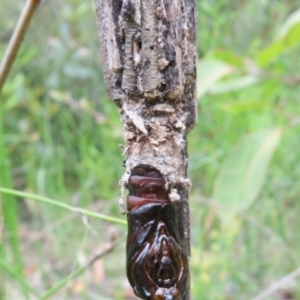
1;0;300;299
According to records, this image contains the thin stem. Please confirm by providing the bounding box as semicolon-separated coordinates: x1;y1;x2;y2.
0;0;41;92
0;260;39;296
251;266;300;300
38;241;119;300
0;187;127;225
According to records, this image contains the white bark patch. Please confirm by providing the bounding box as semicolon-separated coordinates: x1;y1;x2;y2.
169;188;180;202
123;102;148;135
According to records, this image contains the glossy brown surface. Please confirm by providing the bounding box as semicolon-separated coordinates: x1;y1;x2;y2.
126;166;187;300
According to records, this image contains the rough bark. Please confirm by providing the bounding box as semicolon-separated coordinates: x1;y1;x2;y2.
95;0;197;298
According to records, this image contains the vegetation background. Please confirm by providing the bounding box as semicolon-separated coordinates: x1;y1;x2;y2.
1;0;300;299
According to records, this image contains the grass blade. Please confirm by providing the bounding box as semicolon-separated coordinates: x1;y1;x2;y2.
38;242;118;300
0;187;127;225
0;259;38;296
0;97;27;298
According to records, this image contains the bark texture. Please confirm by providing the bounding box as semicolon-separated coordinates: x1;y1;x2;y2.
95;0;197;298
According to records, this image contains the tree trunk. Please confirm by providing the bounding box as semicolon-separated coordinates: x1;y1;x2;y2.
94;0;197;298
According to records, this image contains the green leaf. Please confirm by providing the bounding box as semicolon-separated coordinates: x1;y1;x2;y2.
221;99;267;114
277;7;300;39
256;8;300;66
197;59;234;99
209;76;259;94
207;49;246;67
213;129;283;225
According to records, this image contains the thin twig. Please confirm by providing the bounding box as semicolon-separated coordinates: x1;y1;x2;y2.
0;0;41;92
86;241;119;268
50;91;108;123
38;240;120;300
245;60;300;87
240;212;298;261
21;202;105;251
251;267;300;300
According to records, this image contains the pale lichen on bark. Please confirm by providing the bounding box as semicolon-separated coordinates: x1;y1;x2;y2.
95;0;197;297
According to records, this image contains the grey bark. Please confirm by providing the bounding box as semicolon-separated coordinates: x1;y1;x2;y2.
94;0;197;298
